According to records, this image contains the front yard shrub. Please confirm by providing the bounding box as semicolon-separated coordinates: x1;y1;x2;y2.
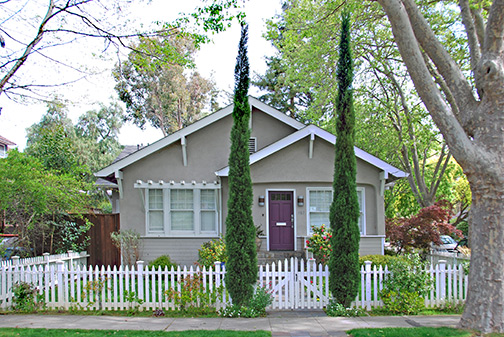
326;299;366;317
198;239;227;269
164;273;224;313
55;219;92;254
359;255;404;268
305;225;332;265
380;289;425;315
148;255;177;270
380;254;433;315
11;281;45;312
219;286;273;318
110;229;142;266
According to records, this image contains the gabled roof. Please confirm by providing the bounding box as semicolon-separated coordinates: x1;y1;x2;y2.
0;135;16;146
215;124;407;180
95;96;305;178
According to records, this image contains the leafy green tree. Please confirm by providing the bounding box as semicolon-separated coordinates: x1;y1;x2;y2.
259;0;465;217
74;101;124;174
25;99;82;176
224;24;258;307
328;11;360;308
0;150;90;255
252;56;313;121
114;35;218;137
26;99;123;211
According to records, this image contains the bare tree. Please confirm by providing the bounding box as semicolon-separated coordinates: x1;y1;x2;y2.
0;0;240;101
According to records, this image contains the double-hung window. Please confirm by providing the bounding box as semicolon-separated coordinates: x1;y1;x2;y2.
170;189;194;231
200;189;217;232
307;187;365;234
139;181;220;236
307;189;332;229
147;189;164;232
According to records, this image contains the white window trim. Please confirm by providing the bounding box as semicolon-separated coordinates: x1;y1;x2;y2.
306;187;366;235
136;180;220;237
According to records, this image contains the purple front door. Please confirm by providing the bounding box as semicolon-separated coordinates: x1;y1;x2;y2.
269;191;294;251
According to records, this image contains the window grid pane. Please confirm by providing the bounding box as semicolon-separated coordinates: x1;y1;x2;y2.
149;189;163;210
310;213;330;228
149;211;164;231
171;189;193;210
201;190;216;210
201;211;216;231
309;190;331;212
171;211;194;231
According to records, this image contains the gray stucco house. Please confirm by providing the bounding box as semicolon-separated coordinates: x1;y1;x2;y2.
95;97;406;266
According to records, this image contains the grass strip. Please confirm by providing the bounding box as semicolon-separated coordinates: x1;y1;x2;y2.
347;327;478;337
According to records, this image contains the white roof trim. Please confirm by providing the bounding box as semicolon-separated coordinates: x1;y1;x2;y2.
95;96;305;177
215;125;407;179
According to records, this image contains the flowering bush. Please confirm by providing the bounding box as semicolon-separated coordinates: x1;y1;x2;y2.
306;225;332;265
165;273;223;313
198;238;227;268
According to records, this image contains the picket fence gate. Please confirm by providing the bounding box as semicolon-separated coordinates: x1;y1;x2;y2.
0;258;468;311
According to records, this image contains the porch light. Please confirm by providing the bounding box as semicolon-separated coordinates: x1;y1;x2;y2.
297;196;304;206
258;196;265;206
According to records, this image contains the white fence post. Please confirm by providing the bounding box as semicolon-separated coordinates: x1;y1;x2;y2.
56;261;64;309
43;253;50;266
365;261;372;311
439;260;446;302
136;260;144;306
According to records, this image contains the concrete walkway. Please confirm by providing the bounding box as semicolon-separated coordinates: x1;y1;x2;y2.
0;311;462;337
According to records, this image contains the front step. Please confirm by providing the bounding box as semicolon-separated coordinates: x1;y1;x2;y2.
257;250;305;265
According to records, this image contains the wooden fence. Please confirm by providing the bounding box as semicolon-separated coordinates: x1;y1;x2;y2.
75;214;121;267
0;258;468;311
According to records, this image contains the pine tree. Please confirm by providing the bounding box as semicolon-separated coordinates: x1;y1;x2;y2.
328;11;361;307
224;24;258;307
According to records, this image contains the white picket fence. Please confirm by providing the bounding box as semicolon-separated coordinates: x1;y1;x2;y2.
1;251;89;270
0;258;468;311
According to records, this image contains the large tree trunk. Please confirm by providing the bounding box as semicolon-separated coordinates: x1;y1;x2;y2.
460;172;504;332
378;0;504;332
460;51;504;331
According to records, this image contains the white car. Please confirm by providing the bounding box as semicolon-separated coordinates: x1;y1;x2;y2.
433;235;458;252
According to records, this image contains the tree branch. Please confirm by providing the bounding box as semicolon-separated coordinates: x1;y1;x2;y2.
459;0;483;95
0;0;55;93
400;0;479;117
378;0;480;170
471;7;485;48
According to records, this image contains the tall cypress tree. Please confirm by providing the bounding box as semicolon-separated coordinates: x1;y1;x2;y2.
224;24;258;307
328;11;360;307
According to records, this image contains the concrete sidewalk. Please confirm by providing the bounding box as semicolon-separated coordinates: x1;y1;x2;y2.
0;311;462;337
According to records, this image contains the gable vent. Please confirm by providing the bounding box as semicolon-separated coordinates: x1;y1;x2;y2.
249;137;257;154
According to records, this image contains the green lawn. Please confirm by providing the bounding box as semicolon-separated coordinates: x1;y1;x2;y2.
347;327;504;337
0;329;270;337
